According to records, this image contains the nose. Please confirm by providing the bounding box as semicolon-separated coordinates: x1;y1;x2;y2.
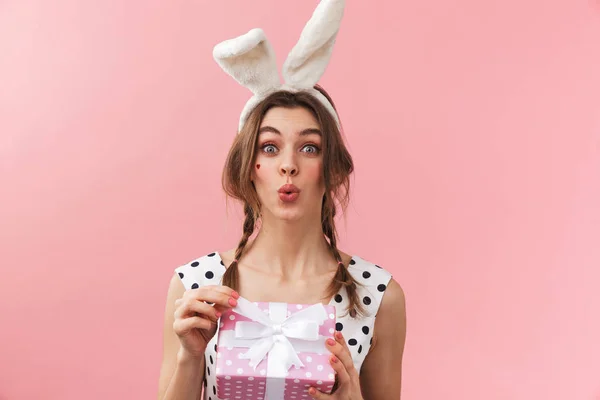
280;163;298;176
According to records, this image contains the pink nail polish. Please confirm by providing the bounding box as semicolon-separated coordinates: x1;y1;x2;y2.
326;338;335;346
228;298;237;306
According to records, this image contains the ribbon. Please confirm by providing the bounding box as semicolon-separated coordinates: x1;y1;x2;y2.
218;297;330;398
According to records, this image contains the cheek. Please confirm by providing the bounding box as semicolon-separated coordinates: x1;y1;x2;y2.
305;161;323;182
253;159;274;182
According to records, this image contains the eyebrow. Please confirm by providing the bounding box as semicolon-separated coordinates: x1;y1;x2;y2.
258;126;322;136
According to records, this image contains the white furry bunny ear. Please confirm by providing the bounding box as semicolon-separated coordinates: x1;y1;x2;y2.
213;28;281;96
282;0;345;90
213;0;346;133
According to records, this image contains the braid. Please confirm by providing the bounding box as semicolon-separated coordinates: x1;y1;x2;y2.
222;197;363;318
322;194;365;318
221;202;256;291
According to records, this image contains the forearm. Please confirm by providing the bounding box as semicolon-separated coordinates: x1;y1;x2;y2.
161;350;205;400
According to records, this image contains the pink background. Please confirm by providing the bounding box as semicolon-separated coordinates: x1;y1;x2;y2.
1;1;599;399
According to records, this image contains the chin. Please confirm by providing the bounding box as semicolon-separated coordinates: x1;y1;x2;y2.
262;200;308;222
273;208;305;222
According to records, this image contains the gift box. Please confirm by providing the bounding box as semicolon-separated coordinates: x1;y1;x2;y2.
215;297;337;399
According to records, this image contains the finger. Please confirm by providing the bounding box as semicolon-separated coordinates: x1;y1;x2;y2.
173;315;215;334
328;353;351;386
308;386;331;399
175;298;228;317
191;285;239;299
325;336;355;379
186;287;239;309
175;299;222;321
333;331;356;375
186;285;239;301
334;330;349;350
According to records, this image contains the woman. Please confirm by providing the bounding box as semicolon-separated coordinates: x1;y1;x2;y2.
158;2;406;399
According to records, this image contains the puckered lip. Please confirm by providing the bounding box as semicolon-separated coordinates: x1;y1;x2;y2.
278;184;300;193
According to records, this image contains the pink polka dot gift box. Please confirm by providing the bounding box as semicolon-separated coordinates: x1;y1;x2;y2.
216;297;337;399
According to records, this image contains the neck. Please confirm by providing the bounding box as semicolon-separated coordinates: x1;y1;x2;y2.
243;212;335;279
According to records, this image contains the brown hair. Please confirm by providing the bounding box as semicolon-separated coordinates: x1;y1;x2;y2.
220;85;365;317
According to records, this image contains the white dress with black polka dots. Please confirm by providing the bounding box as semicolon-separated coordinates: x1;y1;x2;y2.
174;252;392;400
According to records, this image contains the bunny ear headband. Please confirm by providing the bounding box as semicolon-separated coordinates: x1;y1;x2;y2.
212;0;345;133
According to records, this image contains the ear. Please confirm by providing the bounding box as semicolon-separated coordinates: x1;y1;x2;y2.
213;28;281;96
282;0;345;89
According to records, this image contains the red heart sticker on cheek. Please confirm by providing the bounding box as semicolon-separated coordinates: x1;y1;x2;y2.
256;164;260;169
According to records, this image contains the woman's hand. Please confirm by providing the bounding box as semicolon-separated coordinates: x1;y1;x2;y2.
172;285;239;360
308;331;364;400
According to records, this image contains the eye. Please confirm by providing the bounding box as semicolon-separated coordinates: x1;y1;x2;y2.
302;144;320;154
261;143;278;154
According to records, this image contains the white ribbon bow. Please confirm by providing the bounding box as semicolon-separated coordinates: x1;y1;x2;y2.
230;297;329;371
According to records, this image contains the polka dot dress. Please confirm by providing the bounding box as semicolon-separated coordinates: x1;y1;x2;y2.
174;252;393;400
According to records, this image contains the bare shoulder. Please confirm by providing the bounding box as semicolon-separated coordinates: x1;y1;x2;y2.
374;278;406;343
167;271;186;299
359;278;406;399
380;278;406;315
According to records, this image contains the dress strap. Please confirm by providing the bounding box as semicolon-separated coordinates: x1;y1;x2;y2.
347;256;393;318
174;252;225;290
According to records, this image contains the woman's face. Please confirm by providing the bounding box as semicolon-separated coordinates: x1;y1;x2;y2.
251;106;325;222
